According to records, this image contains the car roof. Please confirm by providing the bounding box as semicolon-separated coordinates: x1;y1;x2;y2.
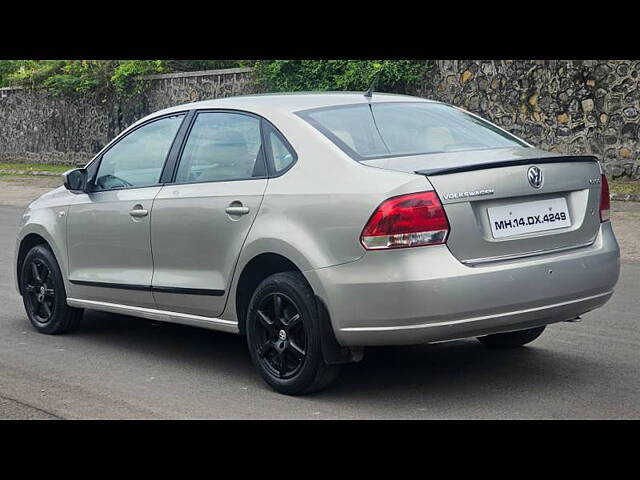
139;92;439;124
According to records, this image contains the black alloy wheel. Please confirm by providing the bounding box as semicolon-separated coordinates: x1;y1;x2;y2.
20;244;83;335
246;271;341;395
253;292;307;379
23;258;56;325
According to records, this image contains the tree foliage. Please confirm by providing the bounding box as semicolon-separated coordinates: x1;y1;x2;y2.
0;60;247;96
0;60;22;87
0;59;429;96
252;60;429;93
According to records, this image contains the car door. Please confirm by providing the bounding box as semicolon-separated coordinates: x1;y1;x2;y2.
66;113;187;308
150;110;268;317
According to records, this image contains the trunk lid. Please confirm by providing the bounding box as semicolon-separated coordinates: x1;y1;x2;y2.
363;147;603;265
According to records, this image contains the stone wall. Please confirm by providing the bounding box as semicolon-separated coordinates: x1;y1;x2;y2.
420;60;640;180
0;67;256;165
1;61;639;179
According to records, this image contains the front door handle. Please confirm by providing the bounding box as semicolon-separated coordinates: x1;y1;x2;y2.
225;206;250;216
129;205;149;217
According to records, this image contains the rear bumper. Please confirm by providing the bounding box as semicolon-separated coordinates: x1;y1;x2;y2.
305;222;620;346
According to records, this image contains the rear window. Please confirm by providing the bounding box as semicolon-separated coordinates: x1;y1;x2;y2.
297;102;528;161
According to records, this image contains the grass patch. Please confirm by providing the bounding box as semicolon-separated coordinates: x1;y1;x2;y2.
0;173;42;179
0;162;75;173
609;180;640;196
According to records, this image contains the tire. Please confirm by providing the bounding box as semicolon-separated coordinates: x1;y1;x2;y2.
477;325;546;349
20;244;83;335
246;272;341;395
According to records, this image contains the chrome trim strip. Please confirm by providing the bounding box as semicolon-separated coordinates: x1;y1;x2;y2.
66;298;238;333
461;239;596;266
340;291;613;333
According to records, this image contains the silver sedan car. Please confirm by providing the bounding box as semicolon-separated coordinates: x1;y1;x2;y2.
14;93;620;394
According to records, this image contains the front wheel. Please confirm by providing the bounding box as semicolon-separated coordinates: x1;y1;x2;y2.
246;272;340;395
477;325;546;349
20;244;83;335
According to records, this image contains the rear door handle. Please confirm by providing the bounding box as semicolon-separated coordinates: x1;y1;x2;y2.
129;205;149;217
225;206;250;216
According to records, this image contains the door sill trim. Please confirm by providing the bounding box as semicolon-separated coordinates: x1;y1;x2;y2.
66;297;238;333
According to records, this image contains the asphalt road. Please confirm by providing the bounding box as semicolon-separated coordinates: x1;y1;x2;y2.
0;196;638;419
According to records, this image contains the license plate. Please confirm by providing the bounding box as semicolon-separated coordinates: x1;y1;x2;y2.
488;198;571;239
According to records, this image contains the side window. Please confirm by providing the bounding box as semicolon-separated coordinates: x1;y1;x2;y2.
267;126;296;174
175;112;265;183
94;114;184;191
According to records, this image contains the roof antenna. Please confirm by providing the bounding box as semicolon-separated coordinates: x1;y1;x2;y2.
363;69;382;99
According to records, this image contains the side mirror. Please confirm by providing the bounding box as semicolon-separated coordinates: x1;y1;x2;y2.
62;168;88;193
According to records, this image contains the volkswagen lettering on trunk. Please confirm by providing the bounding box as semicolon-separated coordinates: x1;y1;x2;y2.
442;189;495;201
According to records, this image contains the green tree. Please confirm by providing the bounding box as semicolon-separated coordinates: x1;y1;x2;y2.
252;60;429;93
0;60;22;87
110;60;169;95
164;60;244;72
5;60;118;95
1;60;247;96
0;60;429;96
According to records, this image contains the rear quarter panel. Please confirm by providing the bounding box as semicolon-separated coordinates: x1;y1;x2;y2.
220;109;434;321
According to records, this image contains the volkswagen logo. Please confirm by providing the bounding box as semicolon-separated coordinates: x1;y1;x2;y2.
527;166;543;189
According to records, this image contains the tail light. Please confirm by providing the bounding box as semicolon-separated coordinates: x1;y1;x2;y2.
360;191;450;250
600;174;610;222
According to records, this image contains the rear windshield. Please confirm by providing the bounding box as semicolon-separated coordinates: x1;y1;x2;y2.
297;102;528;160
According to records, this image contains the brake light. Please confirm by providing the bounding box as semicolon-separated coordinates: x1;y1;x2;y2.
360;191;450;250
600;174;610;222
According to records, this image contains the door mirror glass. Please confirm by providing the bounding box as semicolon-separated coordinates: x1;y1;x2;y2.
63;168;87;193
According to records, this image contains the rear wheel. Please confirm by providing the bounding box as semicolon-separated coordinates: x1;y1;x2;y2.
477;326;546;349
246;272;340;395
20;244;83;335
